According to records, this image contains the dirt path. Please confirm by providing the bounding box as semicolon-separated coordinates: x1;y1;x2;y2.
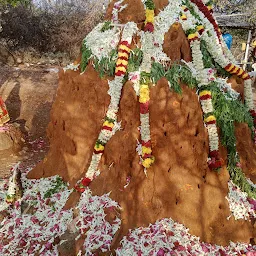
0;64;59;178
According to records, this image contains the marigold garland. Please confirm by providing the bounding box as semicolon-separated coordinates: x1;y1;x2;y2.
75;23;138;191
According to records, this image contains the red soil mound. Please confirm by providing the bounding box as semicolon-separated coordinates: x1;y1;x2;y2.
27;0;256;249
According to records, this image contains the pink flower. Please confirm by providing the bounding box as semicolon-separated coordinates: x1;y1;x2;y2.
157;249;165;256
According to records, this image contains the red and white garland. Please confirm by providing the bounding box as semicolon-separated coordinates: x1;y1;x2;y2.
138;1;156;172
75;22;138;191
180;7;222;170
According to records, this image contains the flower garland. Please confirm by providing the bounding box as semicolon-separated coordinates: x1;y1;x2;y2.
5;163;22;204
189;0;222;41
75;22;138;191
199;90;222;170
139;76;154;169
137;0;156;172
179;6;222;171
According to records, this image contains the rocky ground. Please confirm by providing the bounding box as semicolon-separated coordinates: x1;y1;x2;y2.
0;64;59;178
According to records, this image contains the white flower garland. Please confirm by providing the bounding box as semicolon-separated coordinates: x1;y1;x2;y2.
244;79;254;110
207;124;219;151
190;40;209;86
85;22;138;180
140;113;151;142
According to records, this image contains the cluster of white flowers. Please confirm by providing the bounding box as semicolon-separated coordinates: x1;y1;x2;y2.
244;79;254;110
152;0;182;63
63;63;80;72
215;78;240;100
85;22;137;180
116;217;256;255
85;23;121;61
226;180;256;221
201;98;214;113
75;189;121;254
112;0;128;23
129;71;140;95
140;113;151;142
207;124;219;151
0;166;73;256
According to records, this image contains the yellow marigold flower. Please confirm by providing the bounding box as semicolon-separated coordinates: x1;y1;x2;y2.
199;90;211;97
142;157;154;168
116;59;128;66
146;9;154;23
197;25;204;31
207;5;213;10
231;66;239;74
118;52;129;59
237;69;244;76
226;64;234;72
139;84;150;103
142;146;152;155
188;33;198;40
205;115;216;123
94;144;105;151
242;73;250;80
119;44;131;53
115;66;127;73
103;121;114;128
180;14;187;20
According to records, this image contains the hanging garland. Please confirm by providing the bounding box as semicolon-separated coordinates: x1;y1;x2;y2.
75;22;138;192
137;0;156;172
179;5;222;171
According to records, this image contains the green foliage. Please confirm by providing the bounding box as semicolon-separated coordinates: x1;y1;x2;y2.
208;82;254;150
228;158;256;199
183;0;201;21
200;40;231;78
200;82;256;198
94;49;118;78
127;48;143;73
101;21;114;32
151;62;197;94
80;41;92;73
0;0;31;7
144;0;155;10
44;176;66;199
